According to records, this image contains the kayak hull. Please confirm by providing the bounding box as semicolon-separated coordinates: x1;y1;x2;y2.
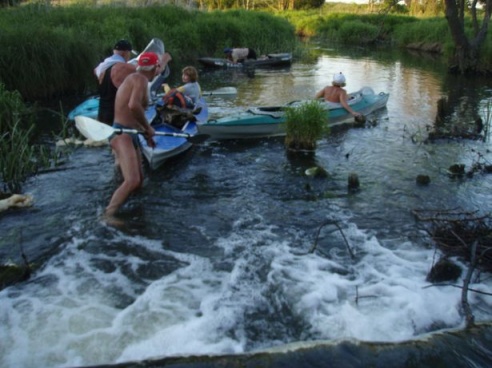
198;87;389;140
139;99;208;170
138;121;197;170
198;53;292;69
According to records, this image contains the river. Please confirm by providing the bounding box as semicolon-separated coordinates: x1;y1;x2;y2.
1;44;492;367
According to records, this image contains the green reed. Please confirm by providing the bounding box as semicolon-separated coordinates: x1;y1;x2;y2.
0;83;70;193
0;119;38;193
392;16;451;46
284;100;329;151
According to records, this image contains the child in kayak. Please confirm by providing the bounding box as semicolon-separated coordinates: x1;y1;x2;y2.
162;66;201;110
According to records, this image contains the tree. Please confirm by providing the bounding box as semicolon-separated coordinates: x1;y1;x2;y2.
444;0;492;74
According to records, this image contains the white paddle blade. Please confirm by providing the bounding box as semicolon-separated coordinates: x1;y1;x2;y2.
75;116;114;141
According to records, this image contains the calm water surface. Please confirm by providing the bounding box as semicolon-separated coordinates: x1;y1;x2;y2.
1;45;492;367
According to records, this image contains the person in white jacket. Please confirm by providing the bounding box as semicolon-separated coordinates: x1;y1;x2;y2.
223;47;257;64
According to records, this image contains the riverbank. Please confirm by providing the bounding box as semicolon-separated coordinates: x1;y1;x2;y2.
2;4;490;102
0;5;297;101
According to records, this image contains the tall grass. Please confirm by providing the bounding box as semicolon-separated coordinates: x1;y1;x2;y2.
0;4;297;101
392;16;451;46
338;20;379;44
284;100;329;151
309;13;419;44
0;83;69;193
0;84;38;192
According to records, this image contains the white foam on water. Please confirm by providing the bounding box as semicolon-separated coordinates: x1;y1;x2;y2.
268;233;465;342
1;215;491;367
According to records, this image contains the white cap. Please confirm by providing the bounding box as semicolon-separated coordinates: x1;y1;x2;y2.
333;72;346;85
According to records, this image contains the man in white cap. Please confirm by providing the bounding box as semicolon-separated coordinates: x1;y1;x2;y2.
315;72;362;119
103;52;171;224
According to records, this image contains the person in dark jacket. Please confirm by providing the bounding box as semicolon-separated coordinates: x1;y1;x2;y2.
94;40;137;125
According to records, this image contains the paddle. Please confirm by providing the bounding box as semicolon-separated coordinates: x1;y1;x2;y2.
161;85;237;98
202;87;237;97
74;116;209;144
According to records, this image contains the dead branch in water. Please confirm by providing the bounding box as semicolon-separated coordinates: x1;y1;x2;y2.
461;241;477;327
412;208;492;272
310;220;355;259
413;208;492;327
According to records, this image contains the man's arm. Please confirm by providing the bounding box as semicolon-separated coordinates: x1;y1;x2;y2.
315;88;325;99
339;90;360;117
128;76;154;135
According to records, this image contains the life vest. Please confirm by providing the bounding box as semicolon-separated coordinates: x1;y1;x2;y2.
162;89;194;109
156;88;197;129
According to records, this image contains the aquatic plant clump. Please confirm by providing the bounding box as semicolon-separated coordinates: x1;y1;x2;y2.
284;100;329;150
0;84;37;192
0;83;69;193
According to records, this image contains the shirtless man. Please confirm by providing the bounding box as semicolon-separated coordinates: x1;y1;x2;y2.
315;72;362;118
94;40;137;125
103;51;171;223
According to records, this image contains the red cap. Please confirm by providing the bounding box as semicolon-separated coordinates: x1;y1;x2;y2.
138;52;159;67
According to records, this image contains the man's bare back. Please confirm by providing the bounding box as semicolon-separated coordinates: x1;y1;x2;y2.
97;62;136;88
114;72;150;131
315;74;361;118
317;85;347;103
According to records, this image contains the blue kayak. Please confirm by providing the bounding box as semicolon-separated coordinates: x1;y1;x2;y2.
68;96;208;170
68;96;99;120
139;102;208;170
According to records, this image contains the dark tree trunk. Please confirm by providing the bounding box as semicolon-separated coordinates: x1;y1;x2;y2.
444;0;492;74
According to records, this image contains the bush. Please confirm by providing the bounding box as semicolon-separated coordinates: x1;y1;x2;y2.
393;17;450;46
339;20;379;44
